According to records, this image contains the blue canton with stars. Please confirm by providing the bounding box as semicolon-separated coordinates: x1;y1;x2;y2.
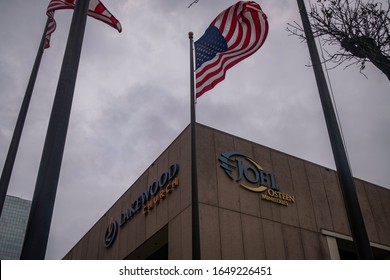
194;26;228;70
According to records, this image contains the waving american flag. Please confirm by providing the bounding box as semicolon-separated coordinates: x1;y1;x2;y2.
194;1;268;98
45;0;122;48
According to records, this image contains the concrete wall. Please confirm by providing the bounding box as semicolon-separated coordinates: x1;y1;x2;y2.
63;124;390;259
64;127;192;259
196;124;390;259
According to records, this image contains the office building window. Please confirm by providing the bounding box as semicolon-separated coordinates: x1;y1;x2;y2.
322;229;390;260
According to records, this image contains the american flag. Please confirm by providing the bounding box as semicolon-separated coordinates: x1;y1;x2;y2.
194;1;268;98
45;0;122;49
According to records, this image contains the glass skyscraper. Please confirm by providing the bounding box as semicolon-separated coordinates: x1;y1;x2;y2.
0;195;31;260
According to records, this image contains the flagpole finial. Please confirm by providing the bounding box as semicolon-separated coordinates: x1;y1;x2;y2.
188;31;193;39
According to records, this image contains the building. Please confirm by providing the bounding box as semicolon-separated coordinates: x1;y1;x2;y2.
63;124;390;259
0;195;31;259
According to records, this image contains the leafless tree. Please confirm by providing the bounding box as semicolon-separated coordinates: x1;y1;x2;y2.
288;0;390;80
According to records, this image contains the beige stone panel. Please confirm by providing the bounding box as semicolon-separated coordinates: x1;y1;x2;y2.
168;182;182;221
79;235;90;259
233;137;261;217
271;151;299;227
304;163;333;231
319;234;331;259
168;131;183;219
354;180;379;243
214;130;240;212
301;229;325;259
145;204;158;240
134;191;147;250
181;206;192;259
157;150;169;170
83;226;100;260
114;221;129;260
219;208;244;259
168;206;193;259
253;146;279;221
252;142;273;172
262;219;286;259
97;218;109;259
168;132;181;165
179;126;191;210
156;197;169;231
168;211;182;259
321;168;350;235
259;200;281;224
241;214;266;259
364;182;390;245
376;184;390;245
68;237;83;259
154;154;170;230
238;187;261;217
123;205;147;258
288;157;317;231
147;160;159;185
281;224;305;259
232;135;253;156
199;203;221;259
379;183;390;220
197;125;218;206
145;163;159;239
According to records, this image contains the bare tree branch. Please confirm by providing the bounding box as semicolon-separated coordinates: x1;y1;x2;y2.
288;0;390;80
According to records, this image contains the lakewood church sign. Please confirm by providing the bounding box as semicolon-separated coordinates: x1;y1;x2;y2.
103;164;180;248
219;152;295;207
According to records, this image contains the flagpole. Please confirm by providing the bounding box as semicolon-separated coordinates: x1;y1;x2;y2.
20;0;91;259
0;18;49;219
189;31;201;260
297;0;373;259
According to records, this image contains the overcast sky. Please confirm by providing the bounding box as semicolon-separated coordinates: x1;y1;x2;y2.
0;0;389;259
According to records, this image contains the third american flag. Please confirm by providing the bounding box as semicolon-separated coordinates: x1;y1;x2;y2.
45;0;122;48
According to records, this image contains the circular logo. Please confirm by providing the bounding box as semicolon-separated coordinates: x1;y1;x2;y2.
219;151;278;193
239;157;268;192
103;219;118;248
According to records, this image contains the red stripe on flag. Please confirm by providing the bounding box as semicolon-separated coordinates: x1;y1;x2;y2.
94;3;105;14
223;4;241;43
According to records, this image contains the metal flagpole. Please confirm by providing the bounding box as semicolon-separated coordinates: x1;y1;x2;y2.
296;0;373;259
20;0;91;259
0;18;49;219
188;31;201;260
